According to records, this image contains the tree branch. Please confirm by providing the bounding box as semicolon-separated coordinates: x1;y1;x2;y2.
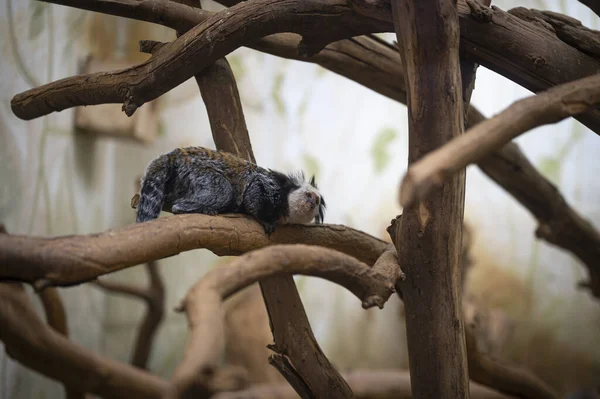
12;0;384;120
509;7;600;58
0;215;387;287
391;1;470;398
213;369;517;399
167;245;395;398
398;74;600;297
23;0;600;139
0;282;169;398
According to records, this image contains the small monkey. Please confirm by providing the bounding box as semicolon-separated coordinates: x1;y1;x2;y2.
134;146;325;234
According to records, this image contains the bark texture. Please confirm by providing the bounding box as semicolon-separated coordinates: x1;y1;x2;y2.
391;0;470;398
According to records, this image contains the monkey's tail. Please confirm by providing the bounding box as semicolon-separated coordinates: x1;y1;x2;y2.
136;155;174;223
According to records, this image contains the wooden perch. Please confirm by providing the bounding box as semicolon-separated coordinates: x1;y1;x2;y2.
0;282;170;398
168;244;395;397
213;369;516;399
391;1;470;398
509;7;600;58
0;215;387;287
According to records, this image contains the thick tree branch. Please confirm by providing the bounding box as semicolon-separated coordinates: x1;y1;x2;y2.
399;72;600;209
0;215;387;287
392;1;470;399
12;0;384;119
0;282;169;398
509;7;600;58
213;369;516;399
168;244;395;398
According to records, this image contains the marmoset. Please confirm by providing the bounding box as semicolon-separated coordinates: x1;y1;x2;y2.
135;146;325;234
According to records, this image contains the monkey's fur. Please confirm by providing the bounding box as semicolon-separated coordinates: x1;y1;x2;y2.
135;146;325;234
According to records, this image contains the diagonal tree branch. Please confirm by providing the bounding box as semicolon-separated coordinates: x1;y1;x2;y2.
397;73;600;299
213;369;517;399
168;244;395;397
0;282;170;398
400;73;600;206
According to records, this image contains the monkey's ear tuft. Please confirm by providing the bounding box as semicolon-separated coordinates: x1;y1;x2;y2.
309;175;318;189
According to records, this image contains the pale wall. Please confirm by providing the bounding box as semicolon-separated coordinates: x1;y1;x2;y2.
1;0;599;398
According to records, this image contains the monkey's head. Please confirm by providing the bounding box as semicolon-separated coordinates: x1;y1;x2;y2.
282;173;326;225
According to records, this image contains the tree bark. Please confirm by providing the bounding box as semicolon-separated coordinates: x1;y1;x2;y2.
391;0;470;398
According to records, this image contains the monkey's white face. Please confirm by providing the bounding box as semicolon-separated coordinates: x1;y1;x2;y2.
281;182;322;224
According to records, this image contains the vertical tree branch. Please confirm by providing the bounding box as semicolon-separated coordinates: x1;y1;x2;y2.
391;1;470;399
169;1;353;397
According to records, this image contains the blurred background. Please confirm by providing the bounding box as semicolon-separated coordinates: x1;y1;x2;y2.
1;0;599;397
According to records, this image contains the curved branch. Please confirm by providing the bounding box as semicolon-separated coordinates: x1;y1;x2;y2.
0;282;169;398
168;245;395;397
12;0;383;119
0;214;387;287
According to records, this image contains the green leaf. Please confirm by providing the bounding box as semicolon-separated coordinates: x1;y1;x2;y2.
370;127;398;174
29;1;47;40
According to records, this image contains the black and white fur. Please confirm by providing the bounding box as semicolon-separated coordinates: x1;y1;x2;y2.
135;146;325;234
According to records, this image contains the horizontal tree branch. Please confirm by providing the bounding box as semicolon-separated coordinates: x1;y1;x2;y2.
0;214;388;287
213;369;516;399
168;244;395;397
0;282;169;398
